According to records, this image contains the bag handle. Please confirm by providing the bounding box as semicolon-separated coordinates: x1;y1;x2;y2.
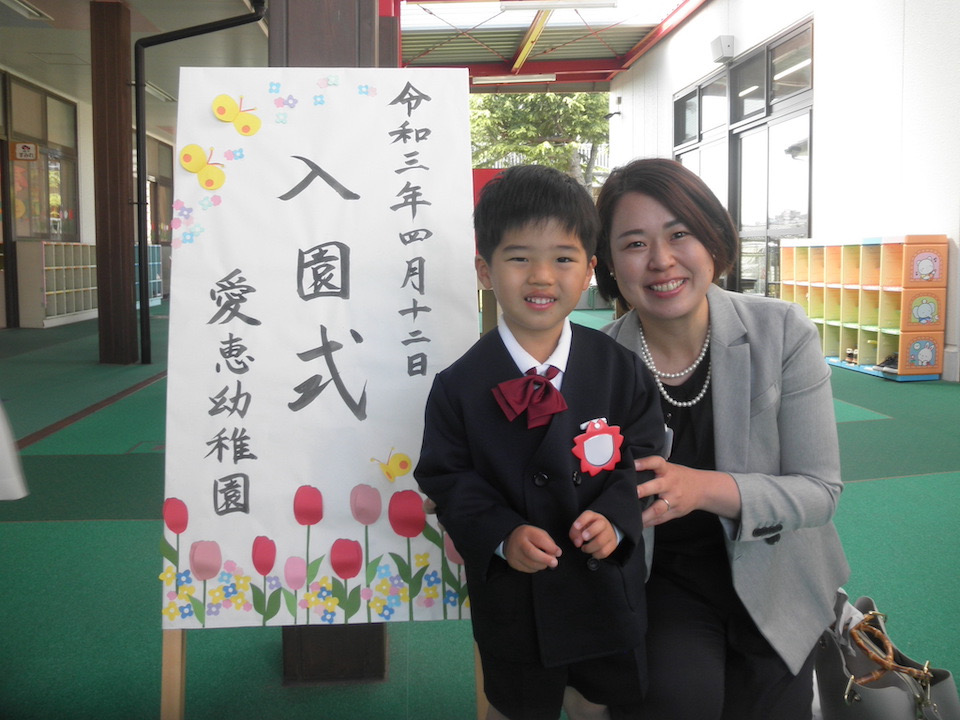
849;610;934;686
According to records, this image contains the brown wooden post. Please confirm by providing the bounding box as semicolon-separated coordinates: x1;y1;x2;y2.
90;1;139;364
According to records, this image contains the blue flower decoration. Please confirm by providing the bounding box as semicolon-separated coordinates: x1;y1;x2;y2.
313;95;325;106
377;564;392;579
424;571;441;587
445;590;458;607
232;148;244;160
176;570;193;587
318;586;332;600
387;595;401;608
179;604;194;619
269;82;281;94
321;610;337;624
181;232;195;245
223;583;238;599
380;606;394;620
218;571;233;584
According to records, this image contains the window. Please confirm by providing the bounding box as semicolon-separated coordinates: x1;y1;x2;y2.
8;79;80;243
672;20;813;297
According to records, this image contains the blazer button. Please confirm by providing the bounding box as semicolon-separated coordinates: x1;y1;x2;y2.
586;558;599;571
572;471;582;486
532;472;548;487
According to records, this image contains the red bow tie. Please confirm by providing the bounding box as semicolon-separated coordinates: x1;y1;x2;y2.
492;366;568;428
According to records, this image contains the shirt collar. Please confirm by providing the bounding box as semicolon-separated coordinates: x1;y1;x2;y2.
497;318;572;388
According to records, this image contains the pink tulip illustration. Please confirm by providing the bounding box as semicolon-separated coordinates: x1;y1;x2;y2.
189;540;222;627
285;556;307;591
444;532;464;566
350;484;381;526
189;541;222;581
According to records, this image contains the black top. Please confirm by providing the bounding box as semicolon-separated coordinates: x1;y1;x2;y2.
650;352;737;609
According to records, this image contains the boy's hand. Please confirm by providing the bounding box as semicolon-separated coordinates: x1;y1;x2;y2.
504;525;562;573
569;511;618;560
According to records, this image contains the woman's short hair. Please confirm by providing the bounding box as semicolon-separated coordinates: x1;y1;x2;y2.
594;158;739;304
474;165;600;262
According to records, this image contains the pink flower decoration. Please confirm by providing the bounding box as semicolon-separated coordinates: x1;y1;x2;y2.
293;485;324;526
350;484;382;526
388;490;426;539
189;541;222;581
330;538;362;580
284;556;307;591
252;536;277;576
163;498;188;535
444;532;464;565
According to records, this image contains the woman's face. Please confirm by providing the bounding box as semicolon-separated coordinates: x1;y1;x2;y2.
608;192;714;324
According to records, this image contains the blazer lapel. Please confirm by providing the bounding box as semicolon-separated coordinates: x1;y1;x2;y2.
708;285;751;471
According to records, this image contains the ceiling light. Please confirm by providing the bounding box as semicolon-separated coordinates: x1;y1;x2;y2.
0;0;53;21
144;82;177;103
500;1;617;10
474;73;557;85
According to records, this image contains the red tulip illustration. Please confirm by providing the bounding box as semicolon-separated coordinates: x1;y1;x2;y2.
330;539;363;580
163;498;188;534
293;485;324;526
252;535;277;577
189;541;222;582
388;490;426;538
350;484;382;526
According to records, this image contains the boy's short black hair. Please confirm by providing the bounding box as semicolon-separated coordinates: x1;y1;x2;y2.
474;165;599;262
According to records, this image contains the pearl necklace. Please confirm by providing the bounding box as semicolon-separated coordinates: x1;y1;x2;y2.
637;320;712;408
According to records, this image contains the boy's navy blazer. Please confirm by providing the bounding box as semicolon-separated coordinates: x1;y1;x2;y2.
416;323;663;668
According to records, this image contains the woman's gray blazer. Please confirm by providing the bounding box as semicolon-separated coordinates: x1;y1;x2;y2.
605;284;850;674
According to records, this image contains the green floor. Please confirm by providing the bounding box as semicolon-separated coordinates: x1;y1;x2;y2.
1;307;959;719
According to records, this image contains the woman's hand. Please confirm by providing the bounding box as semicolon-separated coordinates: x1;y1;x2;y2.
635;456;741;527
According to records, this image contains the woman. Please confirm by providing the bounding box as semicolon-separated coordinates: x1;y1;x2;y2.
594;158;849;719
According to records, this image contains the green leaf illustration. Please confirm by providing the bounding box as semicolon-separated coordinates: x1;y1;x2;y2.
408;565;429;599
264;588;283;622
342;585;362;621
422;521;443;548
160;538;178;566
365;554;383;586
442;562;462;595
282;588;298;620
306;555;325;586
389;552;411;581
251;583;265;614
189;595;205;625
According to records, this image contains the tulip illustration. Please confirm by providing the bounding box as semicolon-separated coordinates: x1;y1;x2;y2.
252;536;276;576
283;555;307;624
163;498;189;534
388;489;426;538
331;539;362;580
161;498;189;582
190;541;222;581
285;556;307;591
388;490;428;621
293;485;324;622
293;485;324;526
330;538;363;623
351;483;383;621
189;541;222;627
350;484;381;526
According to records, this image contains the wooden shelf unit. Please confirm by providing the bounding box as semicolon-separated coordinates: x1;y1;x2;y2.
16;241;98;328
781;235;948;381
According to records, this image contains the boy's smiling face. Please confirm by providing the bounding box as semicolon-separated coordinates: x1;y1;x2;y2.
476;218;596;362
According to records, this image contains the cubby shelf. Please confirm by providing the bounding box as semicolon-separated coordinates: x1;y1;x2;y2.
16;241;98;328
781;235;948;381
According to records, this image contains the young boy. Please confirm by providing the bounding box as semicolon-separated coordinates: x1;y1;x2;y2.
415;165;664;720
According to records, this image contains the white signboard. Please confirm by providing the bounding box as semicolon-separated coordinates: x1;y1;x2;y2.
160;67;477;629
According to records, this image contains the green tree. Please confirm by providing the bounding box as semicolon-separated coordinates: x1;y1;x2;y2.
470;92;609;185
